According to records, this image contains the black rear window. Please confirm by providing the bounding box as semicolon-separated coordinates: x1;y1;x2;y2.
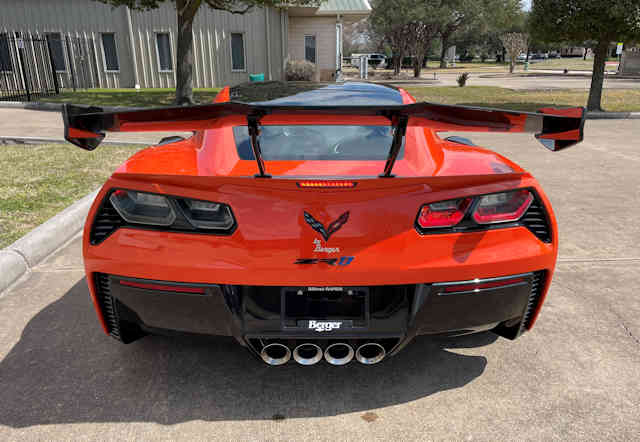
232;125;403;161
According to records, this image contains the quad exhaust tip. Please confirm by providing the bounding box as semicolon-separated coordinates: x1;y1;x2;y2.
355;342;386;365
293;343;323;365
261;343;291;366
324;343;354;365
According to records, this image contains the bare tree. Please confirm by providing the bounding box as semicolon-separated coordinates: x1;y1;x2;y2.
500;32;528;74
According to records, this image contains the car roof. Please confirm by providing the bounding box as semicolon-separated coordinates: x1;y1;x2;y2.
229;81;404;106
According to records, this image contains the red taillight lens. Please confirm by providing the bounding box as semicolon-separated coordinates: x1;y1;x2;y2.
443;277;526;293
472;190;533;224
417;197;472;229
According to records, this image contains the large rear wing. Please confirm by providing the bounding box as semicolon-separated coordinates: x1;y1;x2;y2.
62;101;585;177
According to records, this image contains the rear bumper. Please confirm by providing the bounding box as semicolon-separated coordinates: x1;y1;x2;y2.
91;271;548;355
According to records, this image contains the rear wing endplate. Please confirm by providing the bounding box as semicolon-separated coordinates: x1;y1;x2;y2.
62;101;585;178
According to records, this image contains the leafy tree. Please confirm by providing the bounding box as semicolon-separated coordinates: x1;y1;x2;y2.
437;0;481;67
500;32;528;73
530;0;640;111
369;0;414;74
369;0;443;77
97;0;316;105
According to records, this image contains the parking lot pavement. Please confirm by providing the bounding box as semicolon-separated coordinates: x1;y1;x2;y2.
1;120;639;440
0;108;191;144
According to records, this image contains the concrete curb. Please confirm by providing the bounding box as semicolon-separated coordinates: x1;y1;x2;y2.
0;136;149;146
586;111;640;119
0;101;140;112
0;101;64;111
0;190;98;295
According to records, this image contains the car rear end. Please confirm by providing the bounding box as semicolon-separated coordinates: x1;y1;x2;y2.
83;171;557;365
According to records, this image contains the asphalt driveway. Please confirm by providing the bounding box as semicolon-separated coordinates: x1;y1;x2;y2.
0;120;638;440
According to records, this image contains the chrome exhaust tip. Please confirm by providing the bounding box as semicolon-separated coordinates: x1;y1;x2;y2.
324;343;354;366
293;343;323;365
260;343;291;366
355;342;386;365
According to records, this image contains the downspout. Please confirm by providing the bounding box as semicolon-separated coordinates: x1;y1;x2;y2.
125;6;140;88
265;8;272;80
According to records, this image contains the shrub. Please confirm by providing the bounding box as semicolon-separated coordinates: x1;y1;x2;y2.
285;60;316;81
457;72;469;87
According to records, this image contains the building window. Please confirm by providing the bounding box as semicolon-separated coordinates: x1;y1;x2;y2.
100;33;119;71
155;32;172;72
230;32;245;72
305;35;316;64
46;33;66;72
0;33;12;71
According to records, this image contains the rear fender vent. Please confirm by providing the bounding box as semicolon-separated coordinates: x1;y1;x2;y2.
90;197;124;245
521;198;552;243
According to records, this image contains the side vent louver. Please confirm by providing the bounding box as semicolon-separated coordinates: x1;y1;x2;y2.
521;199;552;242
90;197;124;245
518;270;546;335
94;273;122;341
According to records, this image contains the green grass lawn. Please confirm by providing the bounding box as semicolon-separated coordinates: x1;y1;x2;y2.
404;86;640;112
40;88;222;107
0;143;140;248
529;58;618;72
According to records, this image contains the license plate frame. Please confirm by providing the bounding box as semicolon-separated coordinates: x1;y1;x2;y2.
280;286;369;330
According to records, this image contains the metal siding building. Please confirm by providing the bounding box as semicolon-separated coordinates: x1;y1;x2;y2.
0;0;369;90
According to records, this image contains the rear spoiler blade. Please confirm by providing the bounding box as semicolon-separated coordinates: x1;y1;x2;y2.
63;101;585;176
63;101;585;150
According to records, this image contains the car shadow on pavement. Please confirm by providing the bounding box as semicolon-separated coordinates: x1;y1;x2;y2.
0;277;497;427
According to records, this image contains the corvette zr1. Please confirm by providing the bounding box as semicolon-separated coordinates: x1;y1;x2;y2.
63;82;584;366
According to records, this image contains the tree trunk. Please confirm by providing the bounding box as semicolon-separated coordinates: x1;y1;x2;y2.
439;36;448;68
587;40;608;112
413;55;424;78
509;58;515;73
393;54;399;75
175;0;201;105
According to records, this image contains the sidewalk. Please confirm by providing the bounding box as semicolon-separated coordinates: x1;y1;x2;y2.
0;108;190;145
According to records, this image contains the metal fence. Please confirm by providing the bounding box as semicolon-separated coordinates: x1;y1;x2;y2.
0;33;58;101
1;32;100;101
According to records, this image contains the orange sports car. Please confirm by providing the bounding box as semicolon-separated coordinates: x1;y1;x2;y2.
63;82;584;366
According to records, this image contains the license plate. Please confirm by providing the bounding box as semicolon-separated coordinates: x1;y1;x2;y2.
299;319;353;332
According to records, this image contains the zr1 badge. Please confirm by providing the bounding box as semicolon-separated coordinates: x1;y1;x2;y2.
300;320;353;332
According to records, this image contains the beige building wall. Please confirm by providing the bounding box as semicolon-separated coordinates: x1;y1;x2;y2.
1;0;286;89
288;16;337;73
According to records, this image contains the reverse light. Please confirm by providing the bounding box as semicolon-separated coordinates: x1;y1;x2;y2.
417;198;472;229
110;190;176;226
472;190;533;224
177;198;235;230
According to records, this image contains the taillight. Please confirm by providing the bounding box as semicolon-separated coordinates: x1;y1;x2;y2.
110;190;176;226
106;189;235;233
176;198;235;231
417;198;472;229
472;190;533;224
